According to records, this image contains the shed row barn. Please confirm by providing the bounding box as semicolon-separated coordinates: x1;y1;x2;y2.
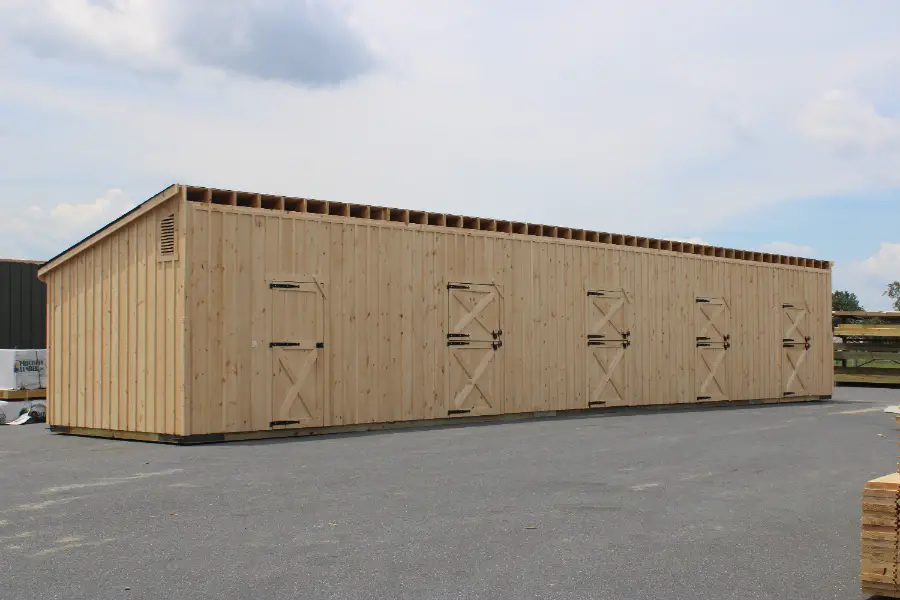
38;185;832;443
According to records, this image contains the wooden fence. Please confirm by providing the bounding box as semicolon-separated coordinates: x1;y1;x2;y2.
834;311;900;385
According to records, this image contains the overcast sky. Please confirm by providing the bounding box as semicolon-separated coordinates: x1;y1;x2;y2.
1;0;898;308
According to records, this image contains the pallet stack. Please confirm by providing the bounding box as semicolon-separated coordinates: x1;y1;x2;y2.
834;312;900;385
861;473;900;597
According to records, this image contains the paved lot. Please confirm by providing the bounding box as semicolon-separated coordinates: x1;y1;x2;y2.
1;388;898;600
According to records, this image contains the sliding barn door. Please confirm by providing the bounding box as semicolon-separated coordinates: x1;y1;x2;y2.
586;288;632;407
446;282;504;416
270;280;326;428
695;297;730;402
782;299;812;397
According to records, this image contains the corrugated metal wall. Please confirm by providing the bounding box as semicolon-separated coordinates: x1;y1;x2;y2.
44;196;187;434
185;202;832;436
0;260;46;349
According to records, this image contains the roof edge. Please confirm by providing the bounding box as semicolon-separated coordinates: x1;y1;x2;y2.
38;184;182;279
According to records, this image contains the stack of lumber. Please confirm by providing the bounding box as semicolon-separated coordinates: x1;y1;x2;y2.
861;473;900;597
834;312;900;385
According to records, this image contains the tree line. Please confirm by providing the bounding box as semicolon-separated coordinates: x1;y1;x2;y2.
832;282;900;312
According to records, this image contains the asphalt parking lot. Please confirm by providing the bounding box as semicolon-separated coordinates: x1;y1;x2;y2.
1;388;897;600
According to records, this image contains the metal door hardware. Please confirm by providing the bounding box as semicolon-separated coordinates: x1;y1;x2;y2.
447;283;470;290
270;420;300;427
270;283;301;289
270;342;300;348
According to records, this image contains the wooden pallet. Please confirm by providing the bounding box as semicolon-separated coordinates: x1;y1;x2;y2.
834;312;900;387
0;388;46;400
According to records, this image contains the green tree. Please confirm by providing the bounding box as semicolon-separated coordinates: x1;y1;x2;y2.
832;290;863;312
885;282;900;311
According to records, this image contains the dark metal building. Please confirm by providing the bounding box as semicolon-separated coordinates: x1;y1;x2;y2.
0;260;46;349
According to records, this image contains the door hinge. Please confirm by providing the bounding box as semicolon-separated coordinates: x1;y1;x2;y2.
447;333;470;339
491;340;503;351
588;400;607;406
270;420;300;427
587;291;606;297
697;342;711;347
448;409;471;415
696;336;711;341
447;341;470;347
270;283;301;289
587;334;606;340
697;396;712;401
783;392;795;397
491;329;503;339
696;298;711;303
316;342;325;349
270;342;301;348
447;283;470;290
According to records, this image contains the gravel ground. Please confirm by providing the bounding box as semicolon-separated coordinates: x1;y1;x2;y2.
0;386;897;600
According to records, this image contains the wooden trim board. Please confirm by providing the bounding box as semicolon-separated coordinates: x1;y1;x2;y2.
51;394;828;444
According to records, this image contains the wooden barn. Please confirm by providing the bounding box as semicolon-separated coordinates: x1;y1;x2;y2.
38;184;833;443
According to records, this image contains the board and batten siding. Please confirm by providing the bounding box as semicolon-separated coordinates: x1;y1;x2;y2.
45;197;187;434
185;201;831;436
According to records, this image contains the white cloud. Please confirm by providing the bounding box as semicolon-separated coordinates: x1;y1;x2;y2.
799;90;900;152
758;242;815;257
861;243;900;280
668;237;709;246
0;0;374;85
0;189;135;259
832;243;900;311
1;0;900;259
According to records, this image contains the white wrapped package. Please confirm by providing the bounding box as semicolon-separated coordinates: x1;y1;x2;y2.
0;350;47;390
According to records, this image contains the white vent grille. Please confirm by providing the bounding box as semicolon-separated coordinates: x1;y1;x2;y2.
159;214;176;258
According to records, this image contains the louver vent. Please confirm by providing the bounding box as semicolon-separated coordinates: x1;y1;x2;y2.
159;214;176;259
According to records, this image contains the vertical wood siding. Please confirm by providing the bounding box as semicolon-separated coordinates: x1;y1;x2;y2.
185;203;832;436
46;197;186;434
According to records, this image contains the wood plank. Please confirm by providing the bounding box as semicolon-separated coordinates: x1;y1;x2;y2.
836;323;900;338
0;388;47;400
190;207;209;435
175;201;187;436
834;311;900;319
834;350;900;361
233;213;253;432
330;221;345;426
145;212;157;433
85;250;95;428
836;369;900;385
135;218;146;432
128;220;138;432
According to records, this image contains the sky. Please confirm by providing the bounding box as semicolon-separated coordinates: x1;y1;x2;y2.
0;0;899;309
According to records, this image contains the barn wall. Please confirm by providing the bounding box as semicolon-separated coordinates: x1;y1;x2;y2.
45;196;187;434
185;202;831;435
0;260;46;349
